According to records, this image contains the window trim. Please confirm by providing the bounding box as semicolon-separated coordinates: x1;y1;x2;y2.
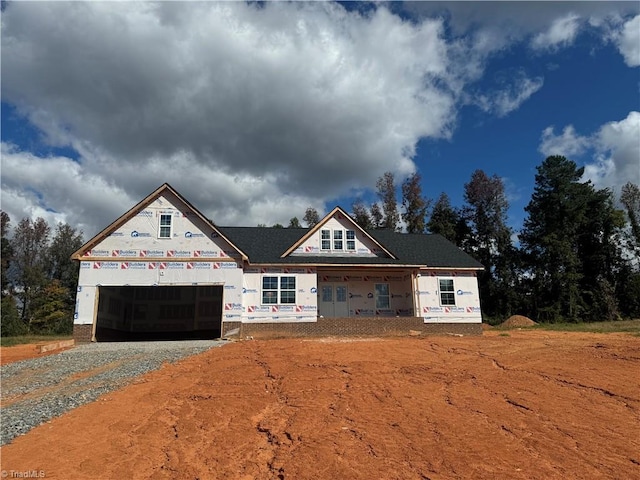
261;275;297;305
319;228;356;252
438;278;456;306
346;230;356;251
333;230;343;250
158;213;173;239
321;229;331;251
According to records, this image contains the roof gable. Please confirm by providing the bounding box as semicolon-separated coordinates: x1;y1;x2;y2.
281;206;396;259
72;183;247;260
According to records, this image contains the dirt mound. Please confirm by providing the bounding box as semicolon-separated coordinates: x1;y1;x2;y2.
481;323;493;330
500;315;537;328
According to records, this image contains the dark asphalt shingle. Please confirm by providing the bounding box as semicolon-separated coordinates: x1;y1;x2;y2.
218;227;483;269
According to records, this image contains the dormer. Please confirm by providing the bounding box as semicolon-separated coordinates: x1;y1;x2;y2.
282;207;396;259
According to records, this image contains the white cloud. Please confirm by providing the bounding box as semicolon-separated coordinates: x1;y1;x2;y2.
538;112;640;195
585;111;640;191
408;2;638;57
539;125;591;158
1;2;466;235
473;72;544;118
2;2;636;237
531;13;581;51
0;142;329;236
616;15;640;67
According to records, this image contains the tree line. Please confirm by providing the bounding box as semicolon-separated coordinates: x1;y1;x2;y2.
294;155;640;323
1;213;84;336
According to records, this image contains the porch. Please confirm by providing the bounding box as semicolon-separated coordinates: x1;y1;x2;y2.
316;268;417;318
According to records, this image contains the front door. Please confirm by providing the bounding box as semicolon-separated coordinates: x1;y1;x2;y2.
319;283;349;317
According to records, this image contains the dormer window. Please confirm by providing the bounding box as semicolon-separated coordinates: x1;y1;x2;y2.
321;230;331;250
346;230;356;251
333;230;343;250
320;229;357;252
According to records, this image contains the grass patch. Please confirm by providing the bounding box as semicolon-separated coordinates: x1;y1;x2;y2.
0;335;73;347
533;319;640;334
498;333;510;337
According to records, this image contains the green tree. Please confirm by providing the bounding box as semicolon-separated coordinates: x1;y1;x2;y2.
10;217;51;325
462;170;517;319
616;182;640;318
45;222;83;309
1;296;27;336
427;193;460;243
376;172;400;231
620;182;640;256
370;203;384;229
1;211;12;296
288;217;301;228
520;156;625;322
401;172;430;234
31;280;73;334
578;188;625;320
303;207;320;227
351;200;373;230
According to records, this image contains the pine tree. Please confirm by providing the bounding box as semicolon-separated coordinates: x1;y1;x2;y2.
376;172;400;231
462;170;516;319
427;193;459;243
401;172;429;234
520;156;625;322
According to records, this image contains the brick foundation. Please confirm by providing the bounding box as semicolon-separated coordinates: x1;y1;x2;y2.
76;319;482;342
73;324;93;343
222;321;242;338
230;317;482;339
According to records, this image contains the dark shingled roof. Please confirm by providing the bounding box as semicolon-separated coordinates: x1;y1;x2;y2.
217;227;483;269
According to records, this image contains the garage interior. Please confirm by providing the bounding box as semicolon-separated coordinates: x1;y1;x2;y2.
95;285;223;341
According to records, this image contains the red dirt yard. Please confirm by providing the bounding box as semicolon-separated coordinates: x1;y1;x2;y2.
1;330;639;479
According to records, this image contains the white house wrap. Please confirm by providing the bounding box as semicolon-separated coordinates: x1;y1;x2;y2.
72;184;484;342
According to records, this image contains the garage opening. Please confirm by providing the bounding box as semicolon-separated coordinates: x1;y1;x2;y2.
95;285;223;341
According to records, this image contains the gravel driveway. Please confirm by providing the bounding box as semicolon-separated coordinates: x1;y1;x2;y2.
0;340;225;445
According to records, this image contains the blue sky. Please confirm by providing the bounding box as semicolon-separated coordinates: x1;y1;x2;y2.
1;1;639;237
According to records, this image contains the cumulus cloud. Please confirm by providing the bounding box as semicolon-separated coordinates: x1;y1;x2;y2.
538;112;640;194
2;2;636;237
539;125;591;158
616;15;640;67
531;13;581;51
1;1;465;235
585;111;640;191
0;142;329;236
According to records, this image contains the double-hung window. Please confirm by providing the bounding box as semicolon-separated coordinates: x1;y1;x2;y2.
375;283;390;309
346;230;356;251
159;214;172;238
262;276;296;304
320;229;356;251
439;278;456;306
321;230;331;250
333;230;343;250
